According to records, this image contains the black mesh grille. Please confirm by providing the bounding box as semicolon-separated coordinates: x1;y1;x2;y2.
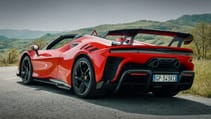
102;57;123;81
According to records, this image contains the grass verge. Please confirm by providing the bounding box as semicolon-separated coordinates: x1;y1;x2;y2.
182;59;211;97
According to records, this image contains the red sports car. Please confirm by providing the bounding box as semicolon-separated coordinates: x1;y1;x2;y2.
17;29;194;98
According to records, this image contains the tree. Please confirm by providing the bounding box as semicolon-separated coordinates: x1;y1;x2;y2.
191;22;211;59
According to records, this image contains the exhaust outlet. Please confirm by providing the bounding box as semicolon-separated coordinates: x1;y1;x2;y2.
152;60;159;68
174;60;180;68
148;59;160;68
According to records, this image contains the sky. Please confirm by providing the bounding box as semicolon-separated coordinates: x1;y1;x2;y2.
0;0;211;31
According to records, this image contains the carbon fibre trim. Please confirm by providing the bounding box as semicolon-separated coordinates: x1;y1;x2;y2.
102;57;123;81
114;69;152;92
110;49;192;56
114;70;194;92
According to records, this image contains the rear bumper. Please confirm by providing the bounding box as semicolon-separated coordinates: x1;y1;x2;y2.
117;70;194;91
97;56;194;92
100;69;194;92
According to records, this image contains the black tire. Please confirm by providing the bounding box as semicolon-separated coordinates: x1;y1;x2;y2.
20;56;33;84
72;57;100;98
153;89;179;97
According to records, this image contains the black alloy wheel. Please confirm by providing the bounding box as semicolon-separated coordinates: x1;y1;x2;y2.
20;56;33;84
72;57;98;98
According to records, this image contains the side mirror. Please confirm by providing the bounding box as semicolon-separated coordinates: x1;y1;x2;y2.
31;45;40;56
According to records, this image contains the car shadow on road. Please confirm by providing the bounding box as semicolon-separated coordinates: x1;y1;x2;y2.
17;81;211;116
86;93;211;115
17;81;73;96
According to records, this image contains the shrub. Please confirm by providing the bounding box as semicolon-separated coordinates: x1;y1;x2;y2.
182;59;211;97
0;48;20;66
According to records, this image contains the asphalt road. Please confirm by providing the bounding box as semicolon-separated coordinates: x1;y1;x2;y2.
0;67;211;119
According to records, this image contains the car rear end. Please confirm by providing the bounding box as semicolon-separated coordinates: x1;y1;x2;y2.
103;46;194;94
99;29;195;96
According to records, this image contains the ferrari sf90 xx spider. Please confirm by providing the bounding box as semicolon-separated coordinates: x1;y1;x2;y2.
17;29;194;98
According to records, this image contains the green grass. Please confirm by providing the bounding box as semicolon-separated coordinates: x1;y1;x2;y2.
182;60;211;97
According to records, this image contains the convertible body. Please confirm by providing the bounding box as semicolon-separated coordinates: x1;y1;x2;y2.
17;29;194;98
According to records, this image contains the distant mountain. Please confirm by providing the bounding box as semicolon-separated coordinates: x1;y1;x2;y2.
69;13;211;35
0;13;211;53
0;29;55;39
168;13;211;26
0;35;8;40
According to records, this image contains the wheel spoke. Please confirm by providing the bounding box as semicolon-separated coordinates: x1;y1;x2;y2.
24;71;28;80
85;68;89;75
24;67;28;79
83;80;89;88
74;76;82;87
79;62;84;74
74;80;80;87
23;65;27;70
74;76;82;81
27;70;31;78
24;69;28;80
23;60;28;69
79;83;86;93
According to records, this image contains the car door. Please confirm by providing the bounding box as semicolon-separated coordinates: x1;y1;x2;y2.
31;48;62;79
31;35;76;79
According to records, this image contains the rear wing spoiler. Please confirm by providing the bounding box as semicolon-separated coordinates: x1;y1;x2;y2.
102;29;193;45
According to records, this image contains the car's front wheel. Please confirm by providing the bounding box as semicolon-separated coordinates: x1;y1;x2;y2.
20;56;33;84
72;57;100;98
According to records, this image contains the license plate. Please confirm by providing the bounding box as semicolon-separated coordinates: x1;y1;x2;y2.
153;74;178;82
